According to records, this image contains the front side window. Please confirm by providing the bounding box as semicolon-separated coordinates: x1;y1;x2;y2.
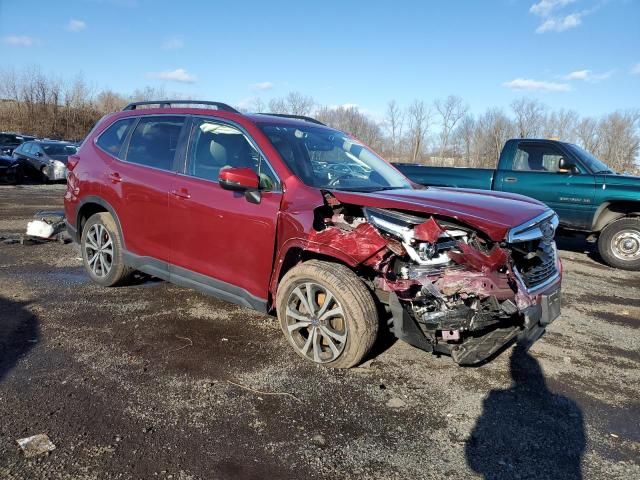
126;116;185;171
22;142;33;154
96;118;136;159
259;124;411;191
513;144;565;173
188;119;277;190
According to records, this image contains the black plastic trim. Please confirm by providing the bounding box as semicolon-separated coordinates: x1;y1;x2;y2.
123;251;268;313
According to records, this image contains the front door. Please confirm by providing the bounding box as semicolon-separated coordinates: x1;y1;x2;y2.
496;141;596;229
169;117;282;303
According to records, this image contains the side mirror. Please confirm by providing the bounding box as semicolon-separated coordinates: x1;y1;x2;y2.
35;151;43;157
219;167;259;191
558;157;578;174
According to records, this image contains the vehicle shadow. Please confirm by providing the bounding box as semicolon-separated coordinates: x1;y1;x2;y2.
0;296;40;383
465;344;585;480
556;232;604;265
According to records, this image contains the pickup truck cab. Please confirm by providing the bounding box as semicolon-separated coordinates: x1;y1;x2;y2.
65;102;563;368
396;139;640;270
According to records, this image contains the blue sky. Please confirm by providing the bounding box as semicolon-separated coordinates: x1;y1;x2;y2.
1;0;639;118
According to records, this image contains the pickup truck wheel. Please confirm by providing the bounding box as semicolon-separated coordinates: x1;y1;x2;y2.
81;212;133;286
598;218;640;270
276;260;379;368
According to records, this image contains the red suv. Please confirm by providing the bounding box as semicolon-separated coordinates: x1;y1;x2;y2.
64;100;562;368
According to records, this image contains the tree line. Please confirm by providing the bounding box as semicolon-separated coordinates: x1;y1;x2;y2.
1;67;638;174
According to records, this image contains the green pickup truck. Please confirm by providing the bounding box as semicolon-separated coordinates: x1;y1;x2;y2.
395;139;640;270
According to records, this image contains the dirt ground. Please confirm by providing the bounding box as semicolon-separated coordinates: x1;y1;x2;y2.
0;184;638;480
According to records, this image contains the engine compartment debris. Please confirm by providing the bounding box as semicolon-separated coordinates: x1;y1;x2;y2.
304;191;561;365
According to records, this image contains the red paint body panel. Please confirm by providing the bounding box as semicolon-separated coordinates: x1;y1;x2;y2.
169;174;281;299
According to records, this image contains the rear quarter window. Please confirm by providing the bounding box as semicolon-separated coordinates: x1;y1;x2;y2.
96;118;137;159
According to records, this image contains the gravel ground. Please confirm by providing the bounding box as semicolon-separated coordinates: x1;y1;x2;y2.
0;184;638;480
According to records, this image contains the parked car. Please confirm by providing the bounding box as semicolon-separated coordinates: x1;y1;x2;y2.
0;154;24;184
12;140;78;182
64;100;562;368
395;139;640;270
0;132;35;156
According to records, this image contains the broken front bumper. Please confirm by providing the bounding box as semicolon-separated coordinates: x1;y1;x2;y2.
388;280;562;366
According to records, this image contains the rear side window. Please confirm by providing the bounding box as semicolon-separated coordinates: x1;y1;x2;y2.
97;118;136;159
126;116;185;171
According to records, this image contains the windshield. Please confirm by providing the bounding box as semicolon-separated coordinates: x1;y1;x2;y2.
259;124;412;191
41;143;78;156
566;143;613;174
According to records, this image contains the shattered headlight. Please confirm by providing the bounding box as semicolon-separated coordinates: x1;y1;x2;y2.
364;207;468;267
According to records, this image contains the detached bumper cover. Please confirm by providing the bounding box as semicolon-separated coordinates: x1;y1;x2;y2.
388;281;562;366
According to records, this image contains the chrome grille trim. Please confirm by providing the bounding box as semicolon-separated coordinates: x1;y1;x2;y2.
507;211;559;244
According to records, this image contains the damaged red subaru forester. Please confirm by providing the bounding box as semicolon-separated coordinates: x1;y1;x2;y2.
64;100;562;368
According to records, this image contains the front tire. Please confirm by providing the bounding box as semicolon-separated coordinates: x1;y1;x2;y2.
598;217;640;270
81;212;133;286
276;260;379;368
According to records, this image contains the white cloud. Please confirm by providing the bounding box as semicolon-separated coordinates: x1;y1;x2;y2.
536;12;583;32
631;64;640;76
250;81;274;91
530;0;577;17
67;19;87;32
2;35;37;46
564;69;590;80
148;68;196;83
503;78;571;92
162;36;184;50
563;69;613;82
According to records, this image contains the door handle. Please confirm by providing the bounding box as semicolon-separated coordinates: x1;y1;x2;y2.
171;188;191;199
504;177;518;183
108;172;122;183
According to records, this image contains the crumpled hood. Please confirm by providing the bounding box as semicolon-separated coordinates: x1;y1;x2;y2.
331;187;550;241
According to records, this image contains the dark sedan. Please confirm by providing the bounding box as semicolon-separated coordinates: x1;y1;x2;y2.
13;140;78;182
0;154;24;184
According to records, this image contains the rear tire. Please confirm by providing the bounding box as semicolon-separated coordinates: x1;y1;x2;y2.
81;212;133;286
597;217;640;270
276;260;379;368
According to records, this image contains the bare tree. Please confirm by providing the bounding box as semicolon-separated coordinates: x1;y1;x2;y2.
406;100;432;163
435;95;468;159
476;108;515;167
575;117;601;153
268;91;315;116
544;109;578;142
384;100;404;160
511;98;546;138
453;114;476;166
596;110;640;173
316;105;383;150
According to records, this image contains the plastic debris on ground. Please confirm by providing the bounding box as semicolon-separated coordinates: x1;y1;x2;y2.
16;434;56;457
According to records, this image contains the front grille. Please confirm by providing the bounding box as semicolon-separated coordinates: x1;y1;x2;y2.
510;239;558;290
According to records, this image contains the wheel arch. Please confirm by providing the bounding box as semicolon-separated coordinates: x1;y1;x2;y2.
77;197;126;248
592;201;640;232
268;244;358;312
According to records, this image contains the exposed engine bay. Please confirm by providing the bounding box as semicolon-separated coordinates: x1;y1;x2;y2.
307;191;562;365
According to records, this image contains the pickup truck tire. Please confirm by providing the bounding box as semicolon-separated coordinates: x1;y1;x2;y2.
598;217;640;270
276;260;379;368
81;212;133;286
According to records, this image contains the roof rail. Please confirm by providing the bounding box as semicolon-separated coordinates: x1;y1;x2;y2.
256;113;326;126
122;100;240;113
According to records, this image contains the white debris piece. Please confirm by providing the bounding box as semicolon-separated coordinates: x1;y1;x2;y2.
26;220;55;239
16;433;56;457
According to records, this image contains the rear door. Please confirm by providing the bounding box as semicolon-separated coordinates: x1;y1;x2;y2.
495;141;596;229
169;116;282;304
100;115;187;263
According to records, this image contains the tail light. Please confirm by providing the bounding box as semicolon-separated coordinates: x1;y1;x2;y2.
67;154;80;171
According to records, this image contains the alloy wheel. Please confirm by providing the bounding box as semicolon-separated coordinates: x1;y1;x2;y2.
284;282;347;364
84;223;113;277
